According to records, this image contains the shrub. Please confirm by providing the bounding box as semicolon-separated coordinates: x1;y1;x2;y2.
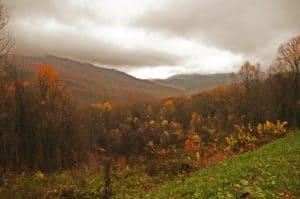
257;120;288;137
226;121;288;153
225;125;256;153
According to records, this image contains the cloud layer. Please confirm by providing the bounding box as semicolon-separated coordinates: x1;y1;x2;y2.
134;0;300;63
3;0;299;78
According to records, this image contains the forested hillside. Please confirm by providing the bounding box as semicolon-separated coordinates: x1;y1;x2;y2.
12;55;182;103
153;73;231;93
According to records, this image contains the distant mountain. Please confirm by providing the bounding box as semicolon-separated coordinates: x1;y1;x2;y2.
13;55;182;103
153;73;232;94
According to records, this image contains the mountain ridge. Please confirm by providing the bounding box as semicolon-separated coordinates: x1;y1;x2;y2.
152;73;232;94
12;54;183;103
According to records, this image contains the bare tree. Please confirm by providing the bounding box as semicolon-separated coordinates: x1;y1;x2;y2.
277;36;300;130
0;3;14;60
232;61;261;124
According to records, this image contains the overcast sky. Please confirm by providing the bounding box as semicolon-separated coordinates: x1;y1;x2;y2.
4;0;300;79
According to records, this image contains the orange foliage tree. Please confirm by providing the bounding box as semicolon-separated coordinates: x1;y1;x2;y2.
36;65;64;106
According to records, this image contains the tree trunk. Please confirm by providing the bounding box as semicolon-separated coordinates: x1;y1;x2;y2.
103;160;111;199
294;61;299;132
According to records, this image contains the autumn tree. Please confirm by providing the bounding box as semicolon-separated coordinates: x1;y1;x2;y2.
189;112;203;133
232;61;261;124
36;65;64;109
34;65;78;170
160;99;177;122
184;134;201;161
0;66;14;171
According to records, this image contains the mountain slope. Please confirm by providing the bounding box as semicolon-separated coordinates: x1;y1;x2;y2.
147;132;300;198
153;73;232;94
13;55;182;103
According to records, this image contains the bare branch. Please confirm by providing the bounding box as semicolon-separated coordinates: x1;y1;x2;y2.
0;3;14;59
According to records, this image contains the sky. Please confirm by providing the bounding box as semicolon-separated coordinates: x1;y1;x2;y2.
3;0;300;79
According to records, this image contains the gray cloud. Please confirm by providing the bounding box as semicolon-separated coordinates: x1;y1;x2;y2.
5;0;108;27
13;25;181;67
134;0;300;64
3;0;181;67
2;0;299;78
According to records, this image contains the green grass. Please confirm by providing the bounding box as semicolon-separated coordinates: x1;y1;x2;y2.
146;132;300;198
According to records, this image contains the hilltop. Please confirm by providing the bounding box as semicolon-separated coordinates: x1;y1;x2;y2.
153;73;231;94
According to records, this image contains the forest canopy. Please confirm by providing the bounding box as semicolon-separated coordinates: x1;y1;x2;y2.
0;35;299;172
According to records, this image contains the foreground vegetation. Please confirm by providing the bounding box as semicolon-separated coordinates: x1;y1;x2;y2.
148;132;300;198
0;132;299;198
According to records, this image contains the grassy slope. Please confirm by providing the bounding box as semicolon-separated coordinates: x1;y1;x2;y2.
146;132;300;198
